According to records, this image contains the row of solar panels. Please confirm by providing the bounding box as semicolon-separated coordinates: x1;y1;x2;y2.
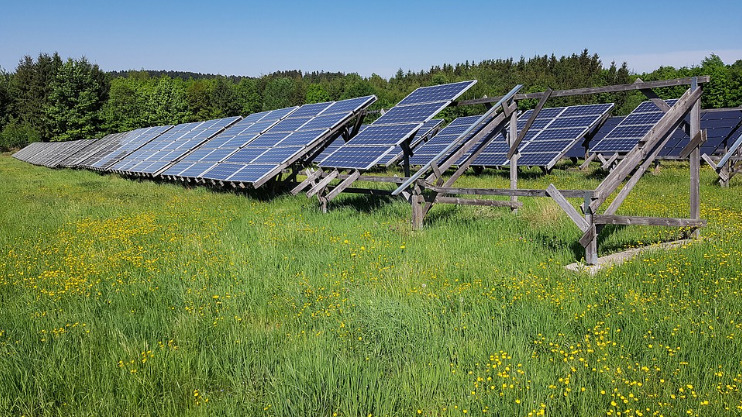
13;79;742;185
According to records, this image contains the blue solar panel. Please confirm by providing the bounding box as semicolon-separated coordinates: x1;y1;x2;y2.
299;113;349;131
252;146;303;164
565;116;623;158
320;82;476;170
410;116;484;166
204;163;244;181
195;95;375;184
396;81;477;106
659;109;742;158
320;145;392;169
341;124;423;146
374;102;448;125
590;101;677;155
277;131;323;147
224;147;266;164
377;119;444;166
228;165;280;183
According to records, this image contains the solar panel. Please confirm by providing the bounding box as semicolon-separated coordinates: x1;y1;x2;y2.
198;95;376;186
74;132;131;168
565;116;623;158
591;100;676;155
90;125;172;171
411;104;613;169
314;125;369;165
376;119;444;166
409;116;483;166
112;117;240;175
158;108;296;178
659;108;742;158
320;81;476;170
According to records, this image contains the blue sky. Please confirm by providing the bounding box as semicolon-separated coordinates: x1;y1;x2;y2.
1;0;740;78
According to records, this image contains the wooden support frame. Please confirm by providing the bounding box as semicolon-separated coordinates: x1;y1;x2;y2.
307;78;708;266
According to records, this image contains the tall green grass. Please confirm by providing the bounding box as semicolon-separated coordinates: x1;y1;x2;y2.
1;155;741;416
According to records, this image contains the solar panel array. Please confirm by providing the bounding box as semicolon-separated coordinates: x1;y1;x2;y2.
160;108;297;179
90;125;173;171
565;116;624;159
320;81;476;170
13;139;95;168
590;100;677;154
409;103;613;169
111;117;240;175
197;95;376;185
376;118;444;166
409;116;483;165
659;108;742;158
314;125;368;165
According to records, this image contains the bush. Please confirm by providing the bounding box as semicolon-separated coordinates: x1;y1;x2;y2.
0;121;41;151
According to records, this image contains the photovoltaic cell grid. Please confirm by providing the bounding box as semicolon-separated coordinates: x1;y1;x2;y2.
376;119;444;166
409;116;484;165
445;103;614;168
73;132;130;168
590;100;677;154
565;116;623;158
314;125;369;165
159;108;297;179
112;117;240;175
14;140;95;168
659;109;742;158
200;95;376;184
320;81;476;170
90;125;173;171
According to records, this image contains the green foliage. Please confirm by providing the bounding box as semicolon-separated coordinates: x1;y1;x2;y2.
146;76;188;125
262;77;299;111
3;49;742;141
305;83;330;103
0;120;41;151
45;57;108;141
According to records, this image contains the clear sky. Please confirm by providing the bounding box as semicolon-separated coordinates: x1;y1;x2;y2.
1;0;740;78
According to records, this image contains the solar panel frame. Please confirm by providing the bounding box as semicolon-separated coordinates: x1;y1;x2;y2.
320;81;477;170
590;100;676;155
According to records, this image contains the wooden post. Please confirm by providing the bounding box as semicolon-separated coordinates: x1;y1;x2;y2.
583;192;598;265
411;186;424;230
508;110;519;213
689;77;701;238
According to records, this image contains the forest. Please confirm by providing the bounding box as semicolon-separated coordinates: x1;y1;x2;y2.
0;49;740;151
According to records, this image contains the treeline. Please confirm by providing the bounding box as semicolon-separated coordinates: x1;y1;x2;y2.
1;49;741;151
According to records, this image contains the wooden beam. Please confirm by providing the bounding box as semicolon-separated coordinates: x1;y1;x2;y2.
594;215;706;227
427;186;590;198
689;78;701;237
432;196;523;208
546;184;589;232
679;130;707;159
326;170;361;201
306;170;339;198
507;88;552;159
604;125;679;216
341;188;395;196
579;152;597;170
701;153;718;170
291;169;322;195
590;86;703;212
454;77;711;106
336;174;407;184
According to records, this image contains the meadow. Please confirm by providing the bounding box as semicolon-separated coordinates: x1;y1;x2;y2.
0;153;740;416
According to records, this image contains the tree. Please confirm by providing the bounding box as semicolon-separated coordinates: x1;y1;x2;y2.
147;76;189;125
305;84;330;103
262;77;296;110
45;57;109;141
101;75;151;132
9;53;62;141
210;77;240;117
234;78;262;115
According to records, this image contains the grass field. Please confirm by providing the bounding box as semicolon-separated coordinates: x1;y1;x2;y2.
1;153;741;416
